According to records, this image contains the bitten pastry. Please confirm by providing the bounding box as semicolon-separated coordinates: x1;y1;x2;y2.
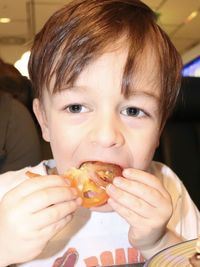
65;161;122;208
26;161;122;208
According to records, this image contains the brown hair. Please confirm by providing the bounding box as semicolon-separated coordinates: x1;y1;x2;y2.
28;0;182;128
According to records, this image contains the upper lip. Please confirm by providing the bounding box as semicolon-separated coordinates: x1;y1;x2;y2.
78;159;127;169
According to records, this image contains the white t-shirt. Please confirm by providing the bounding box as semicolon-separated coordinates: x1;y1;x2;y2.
0;160;199;267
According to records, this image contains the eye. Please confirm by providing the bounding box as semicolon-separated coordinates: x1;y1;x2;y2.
121;107;146;117
65;104;89;113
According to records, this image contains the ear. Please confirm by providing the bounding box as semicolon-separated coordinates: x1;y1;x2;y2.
33;98;50;142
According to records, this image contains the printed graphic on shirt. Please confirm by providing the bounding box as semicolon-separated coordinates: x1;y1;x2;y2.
52;248;78;267
52;247;144;267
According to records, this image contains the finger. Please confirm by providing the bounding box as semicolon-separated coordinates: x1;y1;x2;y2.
32;200;78;229
112;177;169;208
107;197;147;227
8;175;69;200
20;186;78;213
107;184;154;218
122;169;170;199
39;214;73;240
107;183;172;222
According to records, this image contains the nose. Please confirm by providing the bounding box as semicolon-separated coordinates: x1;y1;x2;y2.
89;113;125;148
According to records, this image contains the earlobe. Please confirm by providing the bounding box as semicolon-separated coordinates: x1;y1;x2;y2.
33;99;50;142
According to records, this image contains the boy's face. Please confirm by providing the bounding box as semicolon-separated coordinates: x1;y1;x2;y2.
34;45;161;174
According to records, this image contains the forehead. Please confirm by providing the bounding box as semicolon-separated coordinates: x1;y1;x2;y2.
73;43;161;98
45;41;161;101
130;46;160;97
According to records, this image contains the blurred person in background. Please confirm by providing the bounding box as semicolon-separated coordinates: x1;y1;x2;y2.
0;58;35;114
0;91;41;173
0;58;53;160
0;57;42;172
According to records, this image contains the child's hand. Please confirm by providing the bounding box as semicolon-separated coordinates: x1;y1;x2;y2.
0;175;80;266
106;168;173;251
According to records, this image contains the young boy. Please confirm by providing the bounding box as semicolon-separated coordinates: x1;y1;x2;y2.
0;0;199;266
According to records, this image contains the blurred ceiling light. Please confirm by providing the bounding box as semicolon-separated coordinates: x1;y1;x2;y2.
14;51;31;77
0;17;11;23
185;11;198;23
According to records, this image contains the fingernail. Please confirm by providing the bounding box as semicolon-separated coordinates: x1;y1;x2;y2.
107;183;115;193
113;177;122;186
71;188;78;196
63;177;71;185
123;168;131;176
76;197;82;206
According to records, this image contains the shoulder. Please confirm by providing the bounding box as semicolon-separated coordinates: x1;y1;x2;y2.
4;95;38;146
0;91;12;105
149;161;183;187
0;96;42;172
149;161;184;204
150;161;200;238
0;92;31;123
9;97;35;128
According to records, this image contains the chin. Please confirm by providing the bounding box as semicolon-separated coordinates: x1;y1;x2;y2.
90;202;114;212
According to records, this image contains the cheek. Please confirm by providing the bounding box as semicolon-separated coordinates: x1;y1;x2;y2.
48;122;83;173
129;127;160;170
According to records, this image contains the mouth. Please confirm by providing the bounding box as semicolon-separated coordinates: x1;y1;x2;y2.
65;160;123;208
79;161;123;189
78;160;125;170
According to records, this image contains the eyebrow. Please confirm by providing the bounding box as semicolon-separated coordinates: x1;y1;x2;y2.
59;85;160;101
127;90;160;101
59;85;87;93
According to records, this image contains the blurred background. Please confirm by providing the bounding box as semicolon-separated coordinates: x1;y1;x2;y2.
0;0;200;75
0;0;200;208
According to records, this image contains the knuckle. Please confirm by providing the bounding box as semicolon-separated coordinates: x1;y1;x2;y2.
68;201;78;212
49;206;61;220
148;187;156;197
52;175;66;185
40;189;51;202
2;192;13;205
52;215;72;232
